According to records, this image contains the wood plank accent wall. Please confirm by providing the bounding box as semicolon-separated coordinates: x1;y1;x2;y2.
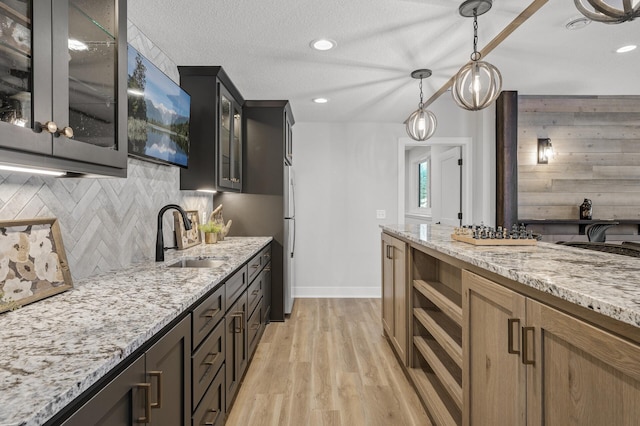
517;95;640;221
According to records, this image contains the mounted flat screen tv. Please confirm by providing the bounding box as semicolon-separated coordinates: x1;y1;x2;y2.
127;45;190;167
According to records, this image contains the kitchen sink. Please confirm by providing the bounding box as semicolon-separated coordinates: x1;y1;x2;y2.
167;258;227;268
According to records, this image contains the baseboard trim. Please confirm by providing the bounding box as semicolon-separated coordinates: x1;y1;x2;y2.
293;287;381;298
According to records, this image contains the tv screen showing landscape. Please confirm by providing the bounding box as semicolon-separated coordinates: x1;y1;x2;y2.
127;45;190;167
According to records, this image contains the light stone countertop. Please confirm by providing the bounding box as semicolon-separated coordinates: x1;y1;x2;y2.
382;223;640;330
0;236;271;426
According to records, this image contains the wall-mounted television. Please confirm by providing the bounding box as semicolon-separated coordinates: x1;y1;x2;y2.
127;45;190;167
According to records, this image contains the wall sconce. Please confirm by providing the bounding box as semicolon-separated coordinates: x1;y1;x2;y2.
537;138;553;164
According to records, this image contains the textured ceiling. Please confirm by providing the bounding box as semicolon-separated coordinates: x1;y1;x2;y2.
128;0;638;123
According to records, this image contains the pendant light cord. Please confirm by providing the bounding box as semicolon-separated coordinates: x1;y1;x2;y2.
418;77;424;108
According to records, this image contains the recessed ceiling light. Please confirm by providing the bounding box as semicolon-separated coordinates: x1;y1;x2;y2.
616;44;637;53
310;39;336;51
313;98;328;104
564;16;591;30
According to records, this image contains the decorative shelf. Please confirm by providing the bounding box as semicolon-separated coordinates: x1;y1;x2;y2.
414;279;462;326
414;335;462;410
408;367;461;426
414;307;462;369
520;219;640;235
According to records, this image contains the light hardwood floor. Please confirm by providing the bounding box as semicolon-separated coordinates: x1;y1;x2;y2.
226;298;432;426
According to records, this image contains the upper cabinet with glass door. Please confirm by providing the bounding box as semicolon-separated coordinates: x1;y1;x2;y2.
0;0;126;177
178;66;244;193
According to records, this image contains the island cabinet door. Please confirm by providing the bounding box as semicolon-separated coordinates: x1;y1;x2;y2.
526;300;640;426
462;271;526;426
381;234;395;337
145;315;192;426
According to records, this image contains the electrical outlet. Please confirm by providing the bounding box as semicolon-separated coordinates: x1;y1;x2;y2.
376;210;386;219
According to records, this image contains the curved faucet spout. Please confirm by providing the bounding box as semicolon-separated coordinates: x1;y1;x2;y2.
156;204;193;262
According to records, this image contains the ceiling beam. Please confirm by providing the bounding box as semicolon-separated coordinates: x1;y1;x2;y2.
424;0;549;107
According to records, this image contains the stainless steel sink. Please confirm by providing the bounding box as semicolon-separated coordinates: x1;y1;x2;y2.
167;258;227;268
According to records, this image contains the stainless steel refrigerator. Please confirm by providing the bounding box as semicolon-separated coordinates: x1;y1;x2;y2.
283;164;295;315
216;100;294;321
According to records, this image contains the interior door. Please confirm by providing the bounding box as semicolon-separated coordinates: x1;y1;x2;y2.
438;147;462;226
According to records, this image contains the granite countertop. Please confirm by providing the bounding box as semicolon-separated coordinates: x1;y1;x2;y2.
0;236;271;426
382;223;640;330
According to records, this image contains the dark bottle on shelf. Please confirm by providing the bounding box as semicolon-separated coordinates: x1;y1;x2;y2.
580;198;593;220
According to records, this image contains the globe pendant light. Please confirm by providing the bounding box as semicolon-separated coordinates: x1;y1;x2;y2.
405;69;437;141
451;0;502;111
574;0;640;24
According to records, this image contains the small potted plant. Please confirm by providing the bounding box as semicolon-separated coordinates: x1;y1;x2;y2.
198;221;223;244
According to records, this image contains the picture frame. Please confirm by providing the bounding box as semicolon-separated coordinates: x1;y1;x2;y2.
0;218;73;313
173;210;201;250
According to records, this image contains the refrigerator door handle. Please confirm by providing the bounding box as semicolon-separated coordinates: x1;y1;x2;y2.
291;218;296;258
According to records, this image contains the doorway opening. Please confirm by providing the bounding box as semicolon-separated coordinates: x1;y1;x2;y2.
398;137;472;226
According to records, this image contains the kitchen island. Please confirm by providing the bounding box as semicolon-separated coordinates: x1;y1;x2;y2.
0;236;271;426
381;223;640;425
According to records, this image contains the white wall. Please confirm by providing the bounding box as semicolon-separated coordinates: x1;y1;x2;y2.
293;123;403;298
293;96;496;297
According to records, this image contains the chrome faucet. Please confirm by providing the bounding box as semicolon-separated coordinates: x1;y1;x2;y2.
156;204;193;262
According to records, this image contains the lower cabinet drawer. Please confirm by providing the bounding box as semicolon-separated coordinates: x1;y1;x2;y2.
192;319;225;411
192;365;225;426
192;285;225;350
225;266;248;308
247;271;263;317
247;299;263;358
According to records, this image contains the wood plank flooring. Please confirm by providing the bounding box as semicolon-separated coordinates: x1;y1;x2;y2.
226;298;431;426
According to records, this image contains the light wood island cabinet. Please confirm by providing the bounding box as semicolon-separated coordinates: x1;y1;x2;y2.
381;230;640;426
381;233;409;365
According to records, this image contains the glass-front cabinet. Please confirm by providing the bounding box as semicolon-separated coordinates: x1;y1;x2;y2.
178;66;244;193
0;0;126;177
219;84;242;191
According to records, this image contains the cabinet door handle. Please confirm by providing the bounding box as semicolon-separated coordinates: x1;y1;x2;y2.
231;312;243;333
38;121;58;134
522;326;535;365
386;245;393;259
149;370;163;409
136;383;151;423
204;308;220;319
57;126;74;138
507;318;520;354
203;409;219;425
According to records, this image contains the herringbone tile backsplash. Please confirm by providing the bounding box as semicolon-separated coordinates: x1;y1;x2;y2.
0;22;213;282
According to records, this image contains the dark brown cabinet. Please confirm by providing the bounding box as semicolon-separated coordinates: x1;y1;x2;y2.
177;66;244;192
0;0;127;177
62;316;191;426
56;245;272;426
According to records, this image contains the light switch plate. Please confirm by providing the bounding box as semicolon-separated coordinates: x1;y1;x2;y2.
376;210;386;219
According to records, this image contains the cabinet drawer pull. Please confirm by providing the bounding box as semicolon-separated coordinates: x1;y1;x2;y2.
149;370;163;409
522;326;535;365
136;383;151;423
203;408;219;425
204;352;220;366
264;267;271;272
251;264;259;269
204;308;220;319
507;318;520;355
251;289;260;296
